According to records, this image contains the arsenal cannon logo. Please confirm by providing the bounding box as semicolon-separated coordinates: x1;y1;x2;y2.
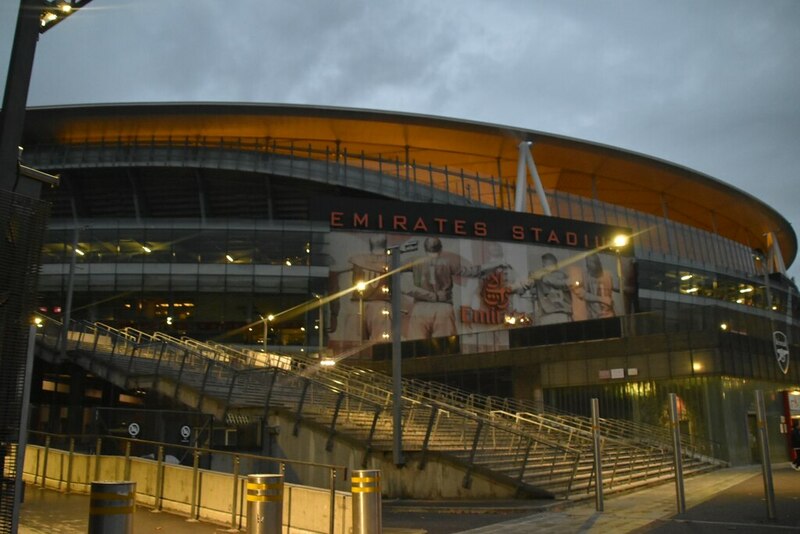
773;331;790;375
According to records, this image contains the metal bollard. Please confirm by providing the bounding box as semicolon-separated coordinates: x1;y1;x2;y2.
352;469;381;534
246;474;283;534
88;481;135;534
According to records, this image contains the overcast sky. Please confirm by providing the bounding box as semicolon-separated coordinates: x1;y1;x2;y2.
2;0;799;278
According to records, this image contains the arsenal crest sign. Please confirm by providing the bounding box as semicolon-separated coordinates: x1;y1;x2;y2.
773;331;790;375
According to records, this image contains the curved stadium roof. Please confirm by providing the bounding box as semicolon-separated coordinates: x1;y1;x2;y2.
21;102;796;268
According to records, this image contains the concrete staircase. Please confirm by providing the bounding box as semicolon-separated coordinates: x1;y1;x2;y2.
35;317;725;499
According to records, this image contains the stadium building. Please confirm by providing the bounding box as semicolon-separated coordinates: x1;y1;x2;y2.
23;103;800;466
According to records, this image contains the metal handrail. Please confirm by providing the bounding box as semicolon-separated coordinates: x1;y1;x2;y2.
174;331;711;473
38;316;584;495
26;430;347;531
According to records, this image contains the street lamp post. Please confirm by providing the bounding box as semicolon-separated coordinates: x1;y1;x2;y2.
1;4;94;532
261;314;274;354
388;248;404;466
611;233;630;332
313;293;324;358
356;281;366;342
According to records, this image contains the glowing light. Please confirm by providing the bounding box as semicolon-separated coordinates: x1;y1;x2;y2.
285;259;292;266
356;281;367;292
166;316;173;325
504;315;517;325
736;298;745;304
382;333;390;339
60;4;72;13
75;248;85;256
684;287;699;294
720;323;728;331
33;317;43;326
267;314;275;322
692;362;703;372
680;274;692;281
225;254;234;263
320;358;336;367
142;245;152;253
739;287;753;294
612;234;630;249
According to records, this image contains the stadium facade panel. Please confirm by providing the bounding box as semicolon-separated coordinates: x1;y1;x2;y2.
22;103;800;465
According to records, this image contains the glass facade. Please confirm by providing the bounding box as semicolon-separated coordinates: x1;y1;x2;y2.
35;155;798;349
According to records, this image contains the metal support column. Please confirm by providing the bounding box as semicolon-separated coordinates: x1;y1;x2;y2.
668;393;686;514
0;0;42;195
755;390;777;520
591;398;604;511
513;142;528;212
523;142;552;216
390;249;404;466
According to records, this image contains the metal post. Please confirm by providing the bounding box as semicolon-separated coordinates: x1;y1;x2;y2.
514;142;527;212
313;293;325;357
119;441;130;481
262;317;268;354
41;435;51;488
319;295;324;357
245;473;283;534
359;292;364;341
10;326;37;532
591;398;604;511
94;437;102;481
61;225;79;355
188;450;200;522
155;445;164;512
755;390;776;519
352;469;381;534
668;393;686;513
390;250;404;466
523;142;552;216
231;456;240;530
0;0;41;194
329;468;337;534
66;438;75;494
88;481;136;534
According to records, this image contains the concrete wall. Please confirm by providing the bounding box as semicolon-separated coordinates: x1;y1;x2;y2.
22;445;353;534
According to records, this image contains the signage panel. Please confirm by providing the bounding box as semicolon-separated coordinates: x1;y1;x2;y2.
320;197;637;352
313;197;632;253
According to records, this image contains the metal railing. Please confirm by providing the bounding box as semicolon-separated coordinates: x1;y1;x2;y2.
28;138;506;209
36;316;583;497
26;430;346;533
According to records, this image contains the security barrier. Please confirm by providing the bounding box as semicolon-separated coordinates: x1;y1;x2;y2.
351;469;381;534
246;474;283;534
88;481;135;533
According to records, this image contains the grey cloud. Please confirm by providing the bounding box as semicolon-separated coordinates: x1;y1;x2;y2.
2;0;798;276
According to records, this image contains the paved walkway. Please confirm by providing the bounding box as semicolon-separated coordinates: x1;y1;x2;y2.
456;464;800;533
18;464;800;533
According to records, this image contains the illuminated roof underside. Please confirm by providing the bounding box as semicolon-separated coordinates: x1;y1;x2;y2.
22;103;796;267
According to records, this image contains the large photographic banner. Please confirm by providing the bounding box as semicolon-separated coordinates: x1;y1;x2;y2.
317;197;634;351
